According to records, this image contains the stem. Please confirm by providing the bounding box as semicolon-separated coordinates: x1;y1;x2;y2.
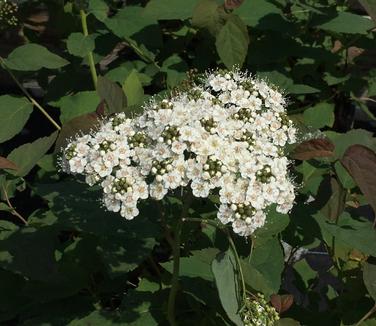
80;9;98;89
183;217;247;303
226;230;247;302
2;185;28;225
167;192;193;326
355;304;376;326
0;58;61;131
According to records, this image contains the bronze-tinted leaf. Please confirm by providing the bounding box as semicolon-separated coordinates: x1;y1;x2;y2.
341;144;376;215
0;157;18;170
270;294;294;313
55;112;101;152
95;99;107;117
224;0;245;10
292;138;335;160
97;76;127;115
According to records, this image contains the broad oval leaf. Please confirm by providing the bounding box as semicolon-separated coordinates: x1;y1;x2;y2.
364;262;376;302
66;32;95;58
7;131;58;177
55;112;101;151
0;95;33;143
0;157;18;170
122;70;144;107
360;0;376;24
303;102;335;129
192;0;222;35
212;250;243;325
143;0;199;20
4;44;69;71
341;145;376;215
97;76;127;114
292;138;335;160
49;91;100;124
88;0;109;22
316;11;374;35
270;294;294;313
215;15;249;69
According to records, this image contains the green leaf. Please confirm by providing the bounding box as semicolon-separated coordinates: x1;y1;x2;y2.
276;318;301;326
67;33;95;58
253;205;289;241
293;259;317;288
241;238;284;297
97;76;127;114
257;70;293;90
215;15;249;69
316;12;374;35
88;0;109;22
212;250;243;326
50;91;100;124
7;131;58;177
334;161;356;189
68;291;164;325
122;70;144;106
105;6;159;39
192;0;222;35
161;55;188;88
0;220;19;240
161;248;219;281
34;181;160;277
0;95;33;143
288;84;320;94
318;212;376;256
143;0;199;20
364;262;376;301
4;44;69;71
325;129;376;158
360;0;376;24
234;0;281;27
303;102;335;129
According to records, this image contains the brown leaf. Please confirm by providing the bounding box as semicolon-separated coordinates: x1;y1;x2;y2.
270;294;294;313
224;0;245;10
0;157;18;170
55;112;101;152
341;144;376;215
95;99;107;117
292;138;335;160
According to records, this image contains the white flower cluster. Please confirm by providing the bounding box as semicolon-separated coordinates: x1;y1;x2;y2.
62;69;296;236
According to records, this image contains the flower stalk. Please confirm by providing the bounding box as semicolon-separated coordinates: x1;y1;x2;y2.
0;57;61;131
79;9;98;89
167;191;193;326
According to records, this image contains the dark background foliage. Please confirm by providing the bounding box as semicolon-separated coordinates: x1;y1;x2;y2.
0;0;376;325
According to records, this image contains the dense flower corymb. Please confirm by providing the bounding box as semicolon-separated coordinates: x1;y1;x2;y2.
61;69;296;236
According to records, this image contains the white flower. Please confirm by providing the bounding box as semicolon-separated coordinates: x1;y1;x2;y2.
62;68;296;237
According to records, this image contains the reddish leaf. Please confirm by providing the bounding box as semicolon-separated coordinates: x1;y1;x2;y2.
95;99;107;117
341;145;376;215
224;0;245;10
270;294;294;313
0;157;18;170
55;112;101;152
292;138;335;160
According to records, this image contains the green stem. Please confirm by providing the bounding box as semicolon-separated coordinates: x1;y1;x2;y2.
226;230;247;303
0;58;61;131
167;192;193;326
80;9;98;89
355;304;376;326
183;217;247;303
